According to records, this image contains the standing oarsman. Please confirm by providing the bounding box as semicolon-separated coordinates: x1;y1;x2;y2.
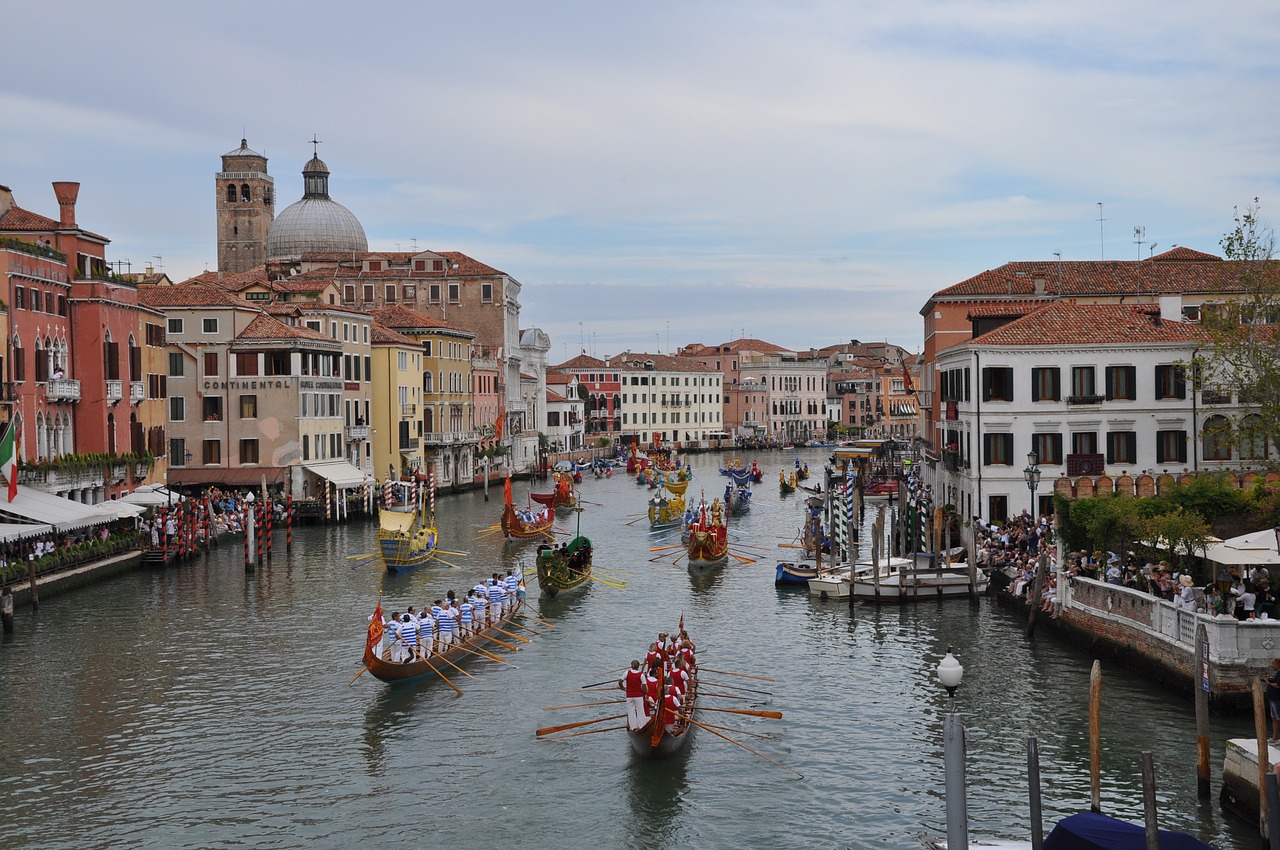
619;660;647;730
418;606;435;656
430;601;445;653
487;579;504;623
387;612;404;662
399;613;419;662
436;599;457;650
459;595;474;638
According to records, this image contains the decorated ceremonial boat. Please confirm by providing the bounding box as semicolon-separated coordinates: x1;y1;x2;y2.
686;500;729;575
500;475;556;540
360;596;524;685
531;472;577;512
725;483;751;516
378;478;439;573
779;470;796;495
535;507;593;597
648;489;687;530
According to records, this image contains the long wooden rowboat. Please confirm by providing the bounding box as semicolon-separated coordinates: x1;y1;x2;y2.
629;663;698;756
536;536;592;597
501;501;555;540
362;597;523;685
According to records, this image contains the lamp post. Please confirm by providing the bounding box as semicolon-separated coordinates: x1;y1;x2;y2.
936;647;968;850
1023;450;1041;521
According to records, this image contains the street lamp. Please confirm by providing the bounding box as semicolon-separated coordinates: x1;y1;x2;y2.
935;647;968;850
1023;450;1041;521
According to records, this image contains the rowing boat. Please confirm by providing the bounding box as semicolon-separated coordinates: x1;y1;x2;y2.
500;474;555;540
536;508;592;597
686;499;729;575
360;596;522;685
628;634;698;757
378;478;439;573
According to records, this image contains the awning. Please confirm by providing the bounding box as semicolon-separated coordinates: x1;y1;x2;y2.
167;467;287;488
92;500;146;520
303;461;368;488
0;522;52;543
0;486;107;532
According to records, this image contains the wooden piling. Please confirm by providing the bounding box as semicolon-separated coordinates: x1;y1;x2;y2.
1;585;13;633
966;522;979;602
1195;622;1211;798
1257;676;1270;840
1027;735;1044;850
1141;751;1159;850
286;493;293;553
1026;552;1048;637
26;552;38;612
1090;660;1102;813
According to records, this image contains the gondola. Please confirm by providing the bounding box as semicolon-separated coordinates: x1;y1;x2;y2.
500;474;555;540
628;637;698;757
778;470;796;495
360;597;523;685
535;508;592;597
378;478;439;573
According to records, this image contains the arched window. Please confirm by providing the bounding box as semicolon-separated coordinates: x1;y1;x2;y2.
107;412;116;455
1202;415;1232;461
227;183;237;203
1241;413;1268;460
241;184;251;202
423;407;434;434
423;372;433;393
35;412;46;460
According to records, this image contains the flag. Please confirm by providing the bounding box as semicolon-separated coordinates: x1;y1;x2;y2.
503;472;513;507
0;413;19;503
902;362;916;395
494;409;505;441
678;613;684;633
365;599;384;659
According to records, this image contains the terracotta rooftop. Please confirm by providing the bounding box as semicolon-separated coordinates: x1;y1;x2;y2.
237;314;336;344
371;305;469;334
965;305;1036;320
552;353;607;370
546;373;574;385
138;282;247;309
297;250;505;277
969;302;1210;347
371;323;418;346
0;204;109;242
607;351;719;372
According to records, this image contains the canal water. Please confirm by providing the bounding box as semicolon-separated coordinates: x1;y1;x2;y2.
0;449;1259;849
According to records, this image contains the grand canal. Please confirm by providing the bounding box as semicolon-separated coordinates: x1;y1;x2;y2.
0;449;1260;848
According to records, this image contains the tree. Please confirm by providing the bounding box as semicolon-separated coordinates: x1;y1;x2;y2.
1143;507;1213;580
1200;199;1280;468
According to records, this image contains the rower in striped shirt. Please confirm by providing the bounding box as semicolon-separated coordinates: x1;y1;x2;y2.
435;599;457;650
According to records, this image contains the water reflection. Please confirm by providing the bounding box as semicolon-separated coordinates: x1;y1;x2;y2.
624;746;691;850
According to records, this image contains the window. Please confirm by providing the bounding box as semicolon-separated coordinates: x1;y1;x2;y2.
167;318;183;334
982;367;1014;402
241;184;251;202
385;284;397;303
414;260;426;272
1242;414;1268;460
203;397;223;422
204;352;218;376
169;396;185;421
988;495;1008;524
1106;431;1137;465
481;282;493;303
170;438;187;465
983;433;1013;465
1030;367;1059;402
57;295;67;317
1105;366;1136;401
1030;432;1063;465
265;352;289;376
1070;366;1096;399
362;284;374;303
202;439;221;465
168;352;184;376
1202;415;1232;461
1156;429;1188;464
240;439;260;464
1155;364;1186;400
1071;432;1098;455
202;318;218;334
448;283;460;303
235;352;259;376
429;283;441;303
13;287;23;310
240;395;258;419
302;435;310;460
344;285;355;302
45;292;54;313
226;184;237;203
404;285;415;301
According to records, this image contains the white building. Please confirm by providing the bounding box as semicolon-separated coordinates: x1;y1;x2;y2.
929;301;1267;522
607;351;723;447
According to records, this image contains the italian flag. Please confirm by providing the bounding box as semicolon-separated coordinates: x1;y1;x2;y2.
0;414;17;502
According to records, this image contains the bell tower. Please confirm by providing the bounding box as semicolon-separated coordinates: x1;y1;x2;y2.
216;138;274;273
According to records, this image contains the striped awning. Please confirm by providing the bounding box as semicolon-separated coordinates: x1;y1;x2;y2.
889;400;918;417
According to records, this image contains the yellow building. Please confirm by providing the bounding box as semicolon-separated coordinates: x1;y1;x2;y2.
373;307;476;488
370;323;423;481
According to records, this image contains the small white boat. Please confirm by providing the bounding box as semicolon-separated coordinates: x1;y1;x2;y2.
809;555;987;602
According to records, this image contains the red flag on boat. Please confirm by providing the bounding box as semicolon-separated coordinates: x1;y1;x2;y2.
503;473;513;506
678;613;684;632
365;599;384;659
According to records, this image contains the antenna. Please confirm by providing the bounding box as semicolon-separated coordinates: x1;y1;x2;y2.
411;238;418;252
1134;226;1146;301
1149;243;1158;258
152;255;164;273
1097;202;1106;260
1053;252;1062;294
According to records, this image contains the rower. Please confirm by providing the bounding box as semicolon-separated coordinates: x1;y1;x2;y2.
619;660;647;731
661;684;683;734
458;595;474;638
399;613;419;663
669;655;690;696
436;601;457;650
487;579;504;623
430;601;445;653
387;612;405;662
418;607;435;656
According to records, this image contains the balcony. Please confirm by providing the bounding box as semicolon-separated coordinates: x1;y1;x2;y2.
506;399;527;413
423;430;480;446
106;380;123;404
346;424;369;441
1067;394;1104;406
1067;453;1105;476
45;379;81;402
401;403;417;417
130;381;145;404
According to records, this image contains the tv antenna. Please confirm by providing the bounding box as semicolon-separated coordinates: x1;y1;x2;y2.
1097;203;1106;260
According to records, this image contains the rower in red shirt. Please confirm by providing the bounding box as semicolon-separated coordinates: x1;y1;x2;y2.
619;660;647;730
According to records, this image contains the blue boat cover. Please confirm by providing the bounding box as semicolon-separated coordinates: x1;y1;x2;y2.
1043;812;1216;850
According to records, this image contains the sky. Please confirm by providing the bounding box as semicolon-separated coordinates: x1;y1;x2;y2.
4;1;1279;362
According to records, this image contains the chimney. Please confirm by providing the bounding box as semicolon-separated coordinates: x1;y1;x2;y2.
52;181;80;228
0;184;13;218
1033;277;1046;296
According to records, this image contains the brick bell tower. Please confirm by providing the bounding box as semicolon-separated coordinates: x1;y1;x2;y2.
216;138;274;273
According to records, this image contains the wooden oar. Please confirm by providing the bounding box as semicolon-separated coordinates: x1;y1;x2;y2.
649;545;683;552
503;620;542;636
700;667;775;683
729;553;757;564
693;718;779;740
694;705;782;719
593;666;628;677
433;650;477;680
700;691;750;701
588;575;627;588
524;603;553;621
624;516;648;526
732;543;774;553
544;699;626;710
454;640;517;667
513;611;555;628
684;717;802;778
488;625;532;643
474;630;517;651
537;724;627;742
396;638;462;696
345;552;376;559
559;686;617;693
777;543;805;549
435;548;470;557
429;555;464;569
536;713;628;737
702;680;773;696
348;666;369;686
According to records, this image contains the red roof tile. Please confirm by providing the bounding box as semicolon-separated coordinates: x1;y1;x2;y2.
969;302;1210;347
138;282;247;309
371;305;470;335
552;353;607;370
236;314;335;343
371;324;418;346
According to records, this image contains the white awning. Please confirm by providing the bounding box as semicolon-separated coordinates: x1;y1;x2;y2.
0;522;53;543
92;500;145;520
303;461;368;488
0;486;107;532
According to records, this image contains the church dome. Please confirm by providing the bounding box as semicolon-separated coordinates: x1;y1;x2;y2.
267;154;368;260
